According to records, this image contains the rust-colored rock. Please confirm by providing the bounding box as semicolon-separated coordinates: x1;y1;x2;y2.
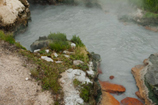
121;97;143;105
99;80;126;93
143;59;148;66
145;26;158;32
109;75;114;80
98;68;102;74
135;91;144;100
131;65;153;105
100;91;120;105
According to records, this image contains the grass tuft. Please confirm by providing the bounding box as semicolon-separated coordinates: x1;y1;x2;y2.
48;33;67;41
70;46;89;63
71;35;85;47
49;41;70;52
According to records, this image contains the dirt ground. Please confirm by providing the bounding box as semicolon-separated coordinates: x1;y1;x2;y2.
0;41;54;105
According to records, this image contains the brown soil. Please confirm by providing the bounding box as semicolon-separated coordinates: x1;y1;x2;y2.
0;41;54;105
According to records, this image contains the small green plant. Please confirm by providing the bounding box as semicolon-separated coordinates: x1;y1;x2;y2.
70;46;89;63
30;69;39;78
48;33;67;41
80;83;91;102
54;101;59;105
4;35;15;44
73;79;82;88
0;31;15;44
143;0;158;13
48;32;71;52
49;41;70;52
15;42;26;50
0;30;26;50
39;49;46;54
0;31;5;40
77;63;89;71
71;35;85;47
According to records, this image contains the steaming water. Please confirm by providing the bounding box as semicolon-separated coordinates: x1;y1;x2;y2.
15;0;158;101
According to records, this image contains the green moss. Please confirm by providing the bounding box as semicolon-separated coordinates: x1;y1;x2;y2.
80;83;92;102
145;79;158;105
54;101;59;105
73;79;82;88
77;63;89;71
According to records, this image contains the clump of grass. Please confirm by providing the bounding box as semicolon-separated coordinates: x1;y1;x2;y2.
73;79;82;88
15;42;26;50
49;41;70;52
70;46;89;63
144;12;158;18
0;30;26;49
48;33;67;41
0;31;15;44
71;35;85;47
48;33;71;52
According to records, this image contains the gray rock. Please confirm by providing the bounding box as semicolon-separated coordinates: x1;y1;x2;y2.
145;53;158;95
73;60;84;66
91;52;101;62
30;36;51;51
41;56;53;62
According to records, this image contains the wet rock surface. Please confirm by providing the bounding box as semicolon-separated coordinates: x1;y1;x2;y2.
99;81;126;93
121;97;143;105
100;91;120;105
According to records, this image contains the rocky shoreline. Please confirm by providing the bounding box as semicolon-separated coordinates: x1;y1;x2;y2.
119;8;158;32
132;54;158;105
30;34;102;105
